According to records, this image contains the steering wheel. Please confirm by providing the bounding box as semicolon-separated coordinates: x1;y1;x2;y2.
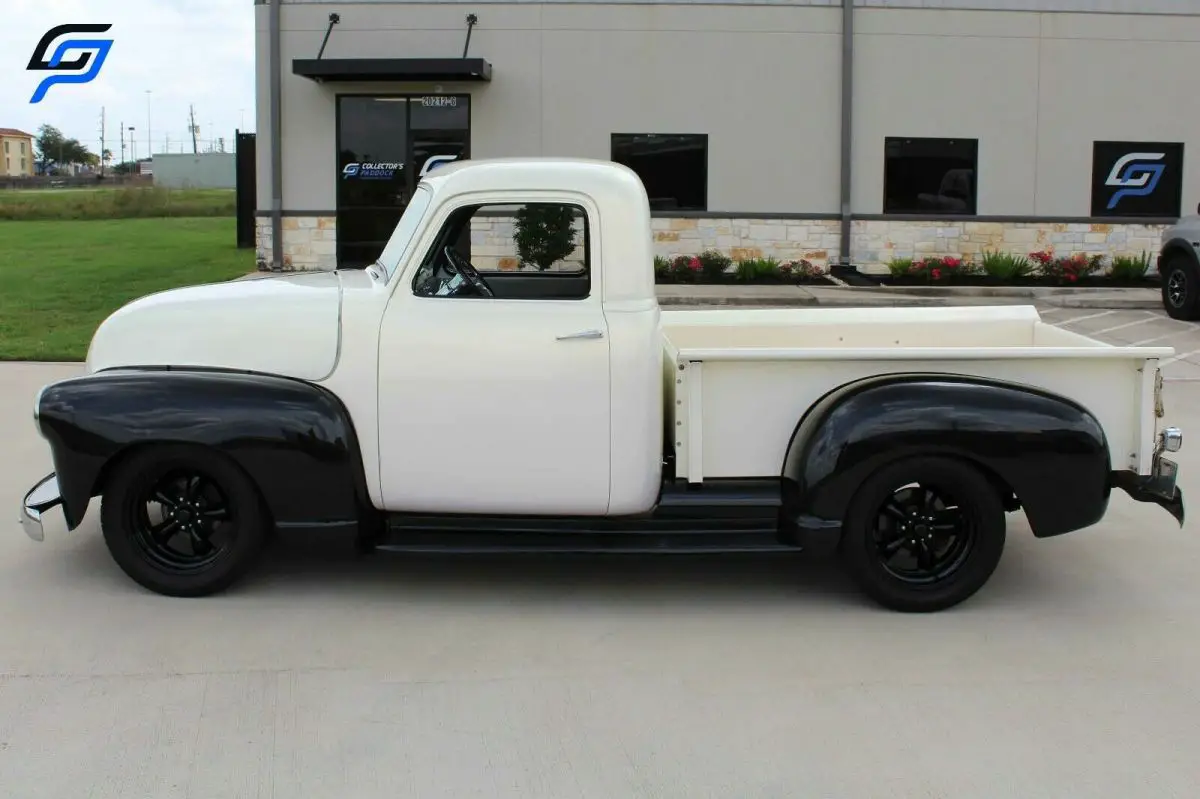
443;246;494;297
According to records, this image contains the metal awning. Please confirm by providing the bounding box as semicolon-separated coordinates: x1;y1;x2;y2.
292;58;492;83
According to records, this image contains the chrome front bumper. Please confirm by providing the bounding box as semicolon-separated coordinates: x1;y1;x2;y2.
20;473;62;542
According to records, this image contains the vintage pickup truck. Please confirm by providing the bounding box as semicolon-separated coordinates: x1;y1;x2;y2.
20;157;1186;612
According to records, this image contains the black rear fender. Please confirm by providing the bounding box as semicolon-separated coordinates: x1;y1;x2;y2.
35;368;370;530
781;373;1111;538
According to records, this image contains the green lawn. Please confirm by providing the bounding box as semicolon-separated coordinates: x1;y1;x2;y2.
0;218;254;361
0;187;236;220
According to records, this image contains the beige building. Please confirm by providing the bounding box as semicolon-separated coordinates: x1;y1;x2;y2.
253;0;1200;274
0;128;35;178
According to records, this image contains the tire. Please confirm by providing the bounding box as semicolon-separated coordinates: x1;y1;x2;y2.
1161;253;1200;321
840;456;1006;613
100;444;270;597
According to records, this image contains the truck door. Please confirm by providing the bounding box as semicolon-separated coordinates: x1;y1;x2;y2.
376;194;612;516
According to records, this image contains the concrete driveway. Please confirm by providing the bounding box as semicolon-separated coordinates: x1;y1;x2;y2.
3;306;1200;799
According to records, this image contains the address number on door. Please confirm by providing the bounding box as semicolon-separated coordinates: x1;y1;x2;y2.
419;96;458;108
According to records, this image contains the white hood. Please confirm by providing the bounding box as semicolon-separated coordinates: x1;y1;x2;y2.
86;271;345;381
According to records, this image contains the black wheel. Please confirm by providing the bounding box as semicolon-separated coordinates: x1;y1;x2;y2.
1161;254;1200;321
840;456;1006;613
100;445;270;597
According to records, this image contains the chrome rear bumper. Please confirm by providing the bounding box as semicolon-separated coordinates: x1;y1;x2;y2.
20;473;62;542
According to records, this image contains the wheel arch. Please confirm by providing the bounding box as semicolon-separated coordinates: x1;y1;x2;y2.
780;372;1111;539
36;367;370;531
1161;237;1200;270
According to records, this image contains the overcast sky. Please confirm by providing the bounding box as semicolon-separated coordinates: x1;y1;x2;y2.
1;0;255;162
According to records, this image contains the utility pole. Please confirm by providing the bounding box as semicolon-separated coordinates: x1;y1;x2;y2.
119;121;125;168
188;104;199;154
99;106;107;176
145;90;152;158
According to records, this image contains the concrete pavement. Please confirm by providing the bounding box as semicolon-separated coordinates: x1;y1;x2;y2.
3;308;1200;798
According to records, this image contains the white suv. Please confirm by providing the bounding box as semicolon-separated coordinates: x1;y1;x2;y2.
1160;203;1200;320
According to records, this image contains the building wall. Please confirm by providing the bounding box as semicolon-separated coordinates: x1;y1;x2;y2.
256;0;1200;272
151;153;237;189
0;134;34;177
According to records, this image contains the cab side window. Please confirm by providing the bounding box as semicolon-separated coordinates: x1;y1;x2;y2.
411;201;591;301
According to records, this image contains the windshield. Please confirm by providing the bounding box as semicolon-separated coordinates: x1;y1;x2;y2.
374;184;433;280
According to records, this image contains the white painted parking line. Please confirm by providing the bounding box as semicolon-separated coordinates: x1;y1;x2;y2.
1091;313;1162;335
1054;310;1118;326
1130;328;1200;346
1160;347;1200;367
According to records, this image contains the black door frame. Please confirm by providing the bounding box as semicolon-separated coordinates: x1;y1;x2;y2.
334;92;472;266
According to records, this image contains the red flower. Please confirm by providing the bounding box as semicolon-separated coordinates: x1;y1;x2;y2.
942;257;961;269
688;256;701;271
931;268;942;280
1066;273;1078;282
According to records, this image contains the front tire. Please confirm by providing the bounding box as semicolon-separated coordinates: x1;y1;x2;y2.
1161;253;1200;321
840;456;1006;613
100;444;270;597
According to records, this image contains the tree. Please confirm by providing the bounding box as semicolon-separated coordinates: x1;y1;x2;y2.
34;124;95;171
511;204;579;271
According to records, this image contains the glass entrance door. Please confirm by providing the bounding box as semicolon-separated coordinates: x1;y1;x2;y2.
336;94;470;268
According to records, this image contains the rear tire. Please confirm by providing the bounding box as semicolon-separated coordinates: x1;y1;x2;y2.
100;444;270;597
840;456;1006;613
1161;253;1200;321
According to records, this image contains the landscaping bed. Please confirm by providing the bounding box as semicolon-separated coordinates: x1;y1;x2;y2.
841;251;1160;288
654;251;836;285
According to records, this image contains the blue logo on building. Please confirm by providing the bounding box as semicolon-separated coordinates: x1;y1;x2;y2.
342;162;402;180
1105;152;1165;210
27;24;114;104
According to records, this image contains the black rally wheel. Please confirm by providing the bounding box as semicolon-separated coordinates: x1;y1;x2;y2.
100;444;270;597
840;456;1006;613
1161;254;1200;321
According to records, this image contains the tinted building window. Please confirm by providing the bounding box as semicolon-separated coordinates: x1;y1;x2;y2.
884;137;978;215
611;133;707;212
336;95;470;268
1091;141;1184;218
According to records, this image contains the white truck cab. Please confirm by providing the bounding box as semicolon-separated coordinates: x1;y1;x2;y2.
22;157;1188;613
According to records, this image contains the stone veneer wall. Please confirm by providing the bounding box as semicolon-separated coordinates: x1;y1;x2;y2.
850;220;1167;274
257;215;1167;275
255;216;337;272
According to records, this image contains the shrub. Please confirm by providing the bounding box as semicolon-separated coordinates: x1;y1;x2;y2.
512;203;578;270
1110;252;1153;282
893;255;976;282
654;254;672;280
735;256;781;281
696;249;733;281
979;250;1034;280
1030;250;1104;283
780;259;825;282
670;254;703;282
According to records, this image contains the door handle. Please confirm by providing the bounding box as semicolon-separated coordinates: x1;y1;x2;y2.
556;329;604;341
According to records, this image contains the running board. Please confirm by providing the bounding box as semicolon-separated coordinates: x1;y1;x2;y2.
376;479;796;554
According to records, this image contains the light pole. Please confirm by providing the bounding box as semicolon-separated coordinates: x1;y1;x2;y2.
145;90;152;157
128;126;137;163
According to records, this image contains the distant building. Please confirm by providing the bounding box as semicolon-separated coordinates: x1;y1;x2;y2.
0;128;35;178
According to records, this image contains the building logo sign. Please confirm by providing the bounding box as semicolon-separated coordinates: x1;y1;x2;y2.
342;162;403;180
419;154;458;176
27;24;114;104
342;155;458;181
1092;141;1184;218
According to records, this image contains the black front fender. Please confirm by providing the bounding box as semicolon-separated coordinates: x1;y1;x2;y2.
35;368;370;530
782;373;1111;538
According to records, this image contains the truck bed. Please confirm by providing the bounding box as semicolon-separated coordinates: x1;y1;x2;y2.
661;305;1173;483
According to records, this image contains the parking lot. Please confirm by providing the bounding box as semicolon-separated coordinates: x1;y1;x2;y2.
3;305;1200;799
